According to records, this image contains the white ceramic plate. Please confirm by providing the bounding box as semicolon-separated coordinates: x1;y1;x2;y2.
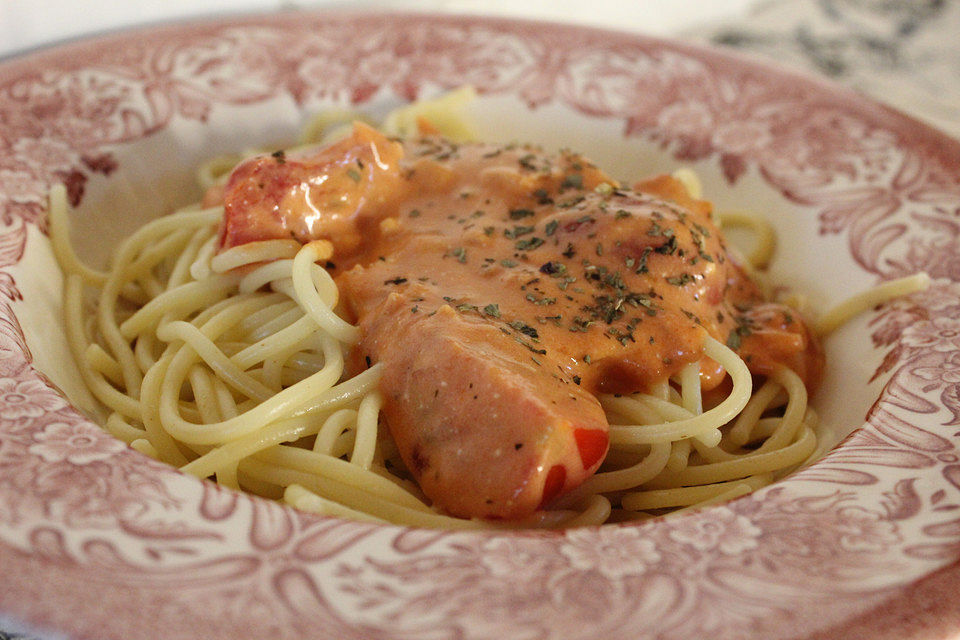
1;10;959;640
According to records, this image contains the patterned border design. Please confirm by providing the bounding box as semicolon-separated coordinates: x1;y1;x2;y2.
0;11;959;640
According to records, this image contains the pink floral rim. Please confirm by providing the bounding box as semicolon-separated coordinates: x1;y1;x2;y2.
1;10;960;640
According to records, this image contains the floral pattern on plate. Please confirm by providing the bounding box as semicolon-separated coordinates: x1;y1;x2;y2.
0;10;959;640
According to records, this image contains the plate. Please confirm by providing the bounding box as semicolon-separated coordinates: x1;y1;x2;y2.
2;9;960;640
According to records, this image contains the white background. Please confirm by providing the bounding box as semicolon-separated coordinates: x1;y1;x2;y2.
0;0;757;59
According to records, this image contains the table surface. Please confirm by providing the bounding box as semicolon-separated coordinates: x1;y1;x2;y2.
1;1;958;638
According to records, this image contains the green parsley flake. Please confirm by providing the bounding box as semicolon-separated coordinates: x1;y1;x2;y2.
515;237;545;251
504;225;535;239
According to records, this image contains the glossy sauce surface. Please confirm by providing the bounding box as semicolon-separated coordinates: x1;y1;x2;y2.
217;123;824;520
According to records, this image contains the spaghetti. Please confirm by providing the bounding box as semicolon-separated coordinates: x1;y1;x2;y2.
50;92;928;528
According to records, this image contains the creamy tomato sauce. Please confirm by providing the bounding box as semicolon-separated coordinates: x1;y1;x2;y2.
216;123;824;520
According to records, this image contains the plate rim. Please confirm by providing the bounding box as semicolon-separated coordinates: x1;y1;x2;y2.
1;8;959;640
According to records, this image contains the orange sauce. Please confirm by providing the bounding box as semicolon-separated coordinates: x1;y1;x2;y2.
216;123;824;520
